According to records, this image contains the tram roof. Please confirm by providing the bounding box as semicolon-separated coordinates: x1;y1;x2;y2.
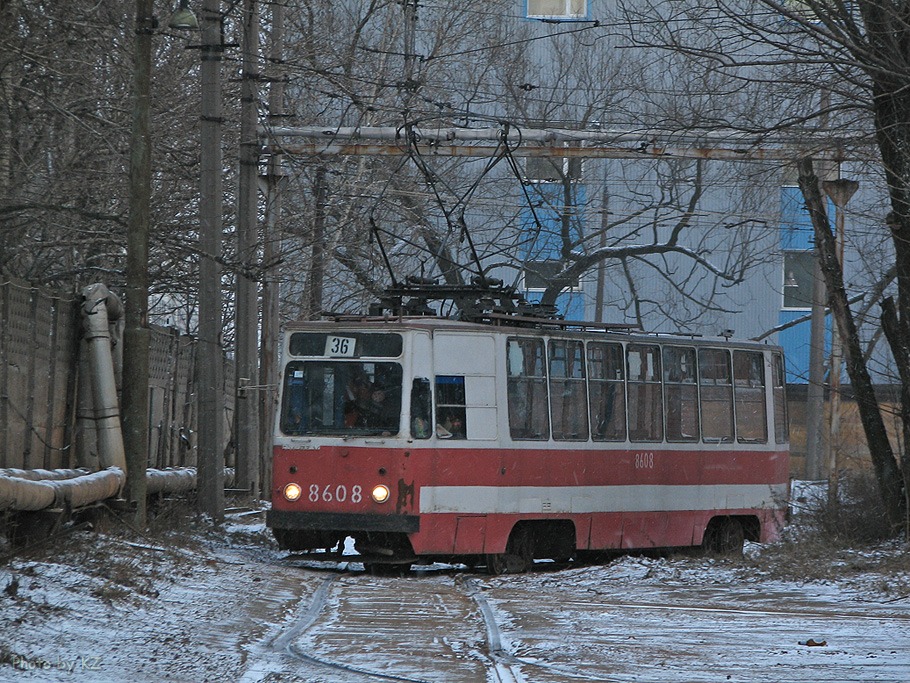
283;314;780;352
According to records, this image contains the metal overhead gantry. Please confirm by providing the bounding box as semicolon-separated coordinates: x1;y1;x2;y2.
260;125;866;161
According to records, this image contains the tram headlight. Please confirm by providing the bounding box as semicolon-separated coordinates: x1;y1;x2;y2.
371;484;391;504
283;482;302;502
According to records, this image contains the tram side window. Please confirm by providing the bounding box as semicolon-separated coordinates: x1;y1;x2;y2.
664;346;699;442
772;353;789;444
507;338;550;440
698;348;734;443
588;342;626;441
733;350;768;443
435;376;467;439
549;339;588;440
627;344;663;442
410;378;432;439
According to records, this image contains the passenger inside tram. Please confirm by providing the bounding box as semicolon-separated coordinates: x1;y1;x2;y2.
437;410;466;439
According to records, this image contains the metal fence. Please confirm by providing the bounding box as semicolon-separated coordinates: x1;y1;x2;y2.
0;280;233;471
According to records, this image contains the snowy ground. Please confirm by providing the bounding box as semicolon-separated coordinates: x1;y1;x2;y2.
1;501;909;682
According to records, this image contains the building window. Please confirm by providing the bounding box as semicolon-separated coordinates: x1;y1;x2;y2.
527;0;588;20
783;251;814;309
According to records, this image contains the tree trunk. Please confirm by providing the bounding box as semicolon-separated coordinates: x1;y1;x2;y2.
881;297;910;522
798;158;906;526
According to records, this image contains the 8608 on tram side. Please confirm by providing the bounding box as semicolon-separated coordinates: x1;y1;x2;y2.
266;300;790;573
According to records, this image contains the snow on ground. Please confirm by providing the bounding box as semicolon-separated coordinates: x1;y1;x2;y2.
0;501;908;682
0;506;323;682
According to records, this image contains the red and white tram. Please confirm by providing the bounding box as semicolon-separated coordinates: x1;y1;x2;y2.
267;300;789;572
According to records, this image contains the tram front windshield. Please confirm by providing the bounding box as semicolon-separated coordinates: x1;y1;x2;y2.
280;361;403;436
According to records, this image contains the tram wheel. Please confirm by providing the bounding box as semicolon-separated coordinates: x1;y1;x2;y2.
485;526;534;575
703;517;745;556
484;553;509;575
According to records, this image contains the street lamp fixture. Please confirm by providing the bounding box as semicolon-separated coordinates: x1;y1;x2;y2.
168;0;199;30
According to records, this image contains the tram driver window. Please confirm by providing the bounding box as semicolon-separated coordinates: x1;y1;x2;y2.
435;375;467;439
279;361;402;436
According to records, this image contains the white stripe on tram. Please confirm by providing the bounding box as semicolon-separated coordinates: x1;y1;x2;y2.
418;484;787;515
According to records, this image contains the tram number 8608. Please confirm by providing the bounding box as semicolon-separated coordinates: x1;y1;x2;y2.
634;452;655;469
308;484;363;503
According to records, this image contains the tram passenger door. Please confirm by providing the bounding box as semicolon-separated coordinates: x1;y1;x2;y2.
432;333;498;441
408;332;434;440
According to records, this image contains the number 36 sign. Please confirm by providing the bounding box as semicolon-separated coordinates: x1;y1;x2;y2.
325;336;356;357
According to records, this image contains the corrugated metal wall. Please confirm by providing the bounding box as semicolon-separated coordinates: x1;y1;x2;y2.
0;280;78;470
0;280;234;471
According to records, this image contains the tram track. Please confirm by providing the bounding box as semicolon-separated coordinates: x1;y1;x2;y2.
259;557;910;683
269;563;489;682
265;561;599;683
272;575;434;682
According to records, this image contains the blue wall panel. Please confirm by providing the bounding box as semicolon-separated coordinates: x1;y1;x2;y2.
780;186;814;251
778;310;831;384
519;182;587;319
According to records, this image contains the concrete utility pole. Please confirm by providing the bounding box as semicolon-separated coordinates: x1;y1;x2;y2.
235;0;260;499
306;166;327;319
197;0;225;521
823;176;859;502
595;182;609;323
123;0;153;525
258;0;286;495
804;160;838;482
402;0;418;99
805;255;827;480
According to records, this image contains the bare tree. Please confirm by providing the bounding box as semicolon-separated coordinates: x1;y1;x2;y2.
268;1;778;334
0;0;223;315
619;0;908;526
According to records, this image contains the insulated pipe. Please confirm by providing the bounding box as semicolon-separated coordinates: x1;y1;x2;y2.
145;467;199;495
0;468;125;512
0;468;90;481
81;284;127;472
146;467;236;495
0;467;236;512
